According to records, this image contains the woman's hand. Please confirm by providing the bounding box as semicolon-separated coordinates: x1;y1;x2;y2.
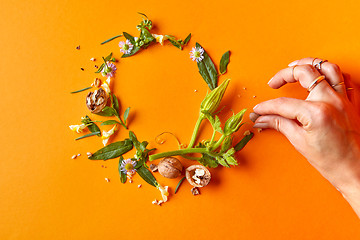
252;57;360;217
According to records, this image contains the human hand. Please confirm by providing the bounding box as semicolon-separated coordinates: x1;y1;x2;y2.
252;57;360;217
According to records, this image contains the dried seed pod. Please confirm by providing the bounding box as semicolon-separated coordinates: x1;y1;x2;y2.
185;165;211;187
93;78;102;88
86;88;108;113
158;157;183;179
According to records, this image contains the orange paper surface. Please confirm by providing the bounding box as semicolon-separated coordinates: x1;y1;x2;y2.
1;0;360;239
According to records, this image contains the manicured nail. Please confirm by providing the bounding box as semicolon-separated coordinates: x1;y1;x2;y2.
253;104;259;110
288;60;299;67
249;112;260;122
267;77;273;85
253;123;269;129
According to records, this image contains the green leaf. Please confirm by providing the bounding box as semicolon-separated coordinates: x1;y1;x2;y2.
70;86;92;94
83;115;101;136
137;165;158;187
129;131;141;151
101;120;121;126
95;106;115;117
89;139;133;160
112;93;120;116
75;131;101;141
203;111;223;134
234;132;254;151
166;35;182;50
183;33;191;45
123;32;135;44
196;42;218;90
95;63;105;73
216;156;230;168
219;51;230;75
175;177;186;194
121;46;141;58
140;28;155;48
101;35;123;45
118;156;127;183
199;153;219;168
137;12;148;19
123;107;130;124
104;52;113;62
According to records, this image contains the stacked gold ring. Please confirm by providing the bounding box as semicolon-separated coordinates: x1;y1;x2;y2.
308;75;326;92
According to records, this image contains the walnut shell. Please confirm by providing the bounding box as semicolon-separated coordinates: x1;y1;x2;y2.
185;165;211;187
86;88;108;113
158;157;183;179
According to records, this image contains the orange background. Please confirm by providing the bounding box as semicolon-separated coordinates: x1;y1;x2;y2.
1;0;360;239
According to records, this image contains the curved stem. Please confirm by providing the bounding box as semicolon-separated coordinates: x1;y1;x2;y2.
187;115;204;149
149;148;208;161
209;130;216;145
211;134;226;150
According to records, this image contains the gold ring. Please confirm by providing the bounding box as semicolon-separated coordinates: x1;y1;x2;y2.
311;58;319;66
331;82;345;88
308;75;326;92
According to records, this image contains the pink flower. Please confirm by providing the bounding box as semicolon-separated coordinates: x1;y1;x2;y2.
101;62;117;77
119;39;134;54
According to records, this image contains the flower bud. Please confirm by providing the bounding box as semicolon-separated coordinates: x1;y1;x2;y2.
200;79;230;116
223;109;247;136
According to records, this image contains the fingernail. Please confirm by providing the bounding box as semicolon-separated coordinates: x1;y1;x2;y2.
288;60;299;67
253;104;259;110
253;123;269;129
249;112;260;122
267;77;273;85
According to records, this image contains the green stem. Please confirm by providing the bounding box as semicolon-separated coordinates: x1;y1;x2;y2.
210;130;216;144
180;155;202;161
149;148;209;161
211;134;226;150
116;115;128;130
187;114;205;149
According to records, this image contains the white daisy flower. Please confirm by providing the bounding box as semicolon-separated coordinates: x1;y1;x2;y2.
119;39;134;54
190;47;205;62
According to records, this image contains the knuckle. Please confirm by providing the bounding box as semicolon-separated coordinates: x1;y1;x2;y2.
274;97;288;105
310;103;332;125
326;63;341;75
273;117;281;132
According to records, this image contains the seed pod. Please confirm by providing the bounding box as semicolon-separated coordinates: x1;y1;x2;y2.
158;157;183;179
223;109;247;136
200;79;230;115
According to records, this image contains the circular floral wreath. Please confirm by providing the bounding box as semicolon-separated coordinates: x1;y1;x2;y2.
69;13;253;205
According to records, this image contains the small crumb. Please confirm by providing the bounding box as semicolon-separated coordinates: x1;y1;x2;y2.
258;128;263;133
157;200;164;206
180;143;187;149
91;83;94;87
101;165;104;168
86;152;92;158
71;155;77;159
105;178;110;182
194;89;198;92
244;130;251;136
90;58;96;61
152;199;158;205
138;184;142;188
149;164;158;172
191;187;200;196
253;95;256;98
129;180;133;183
243;87;247;90
94;65;98;68
76;45;80;50
77;153;81;157
81;68;84;71
237;94;241;98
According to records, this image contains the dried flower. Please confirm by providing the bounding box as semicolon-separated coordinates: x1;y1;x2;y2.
157;185;169;202
101;125;117;146
69;124;87;133
119;39;134;54
120;158;137;174
152;34;167;45
101;77;111;94
190;46;204;62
